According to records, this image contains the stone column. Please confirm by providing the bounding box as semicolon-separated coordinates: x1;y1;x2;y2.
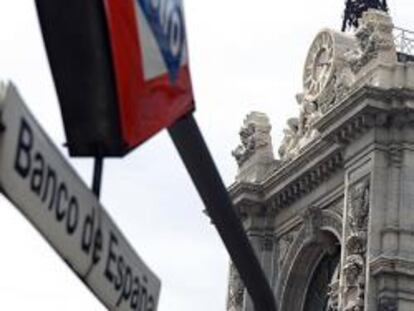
227;111;277;311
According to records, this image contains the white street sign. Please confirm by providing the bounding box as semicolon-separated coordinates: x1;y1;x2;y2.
0;83;161;311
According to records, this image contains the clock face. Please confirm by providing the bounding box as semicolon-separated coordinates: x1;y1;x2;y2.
303;31;335;102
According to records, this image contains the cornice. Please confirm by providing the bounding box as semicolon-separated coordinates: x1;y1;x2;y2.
371;256;414;278
229;64;414;213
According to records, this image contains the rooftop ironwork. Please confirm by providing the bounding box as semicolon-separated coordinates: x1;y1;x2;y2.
394;27;414;58
342;0;388;31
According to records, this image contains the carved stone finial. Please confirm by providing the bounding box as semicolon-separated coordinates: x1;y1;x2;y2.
233;112;275;183
232;112;272;167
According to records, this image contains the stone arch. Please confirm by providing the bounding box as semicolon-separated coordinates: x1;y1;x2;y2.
276;209;342;311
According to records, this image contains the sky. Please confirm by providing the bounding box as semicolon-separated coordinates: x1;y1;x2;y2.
0;1;413;310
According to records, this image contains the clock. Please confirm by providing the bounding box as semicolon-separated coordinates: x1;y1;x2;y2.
303;30;335;102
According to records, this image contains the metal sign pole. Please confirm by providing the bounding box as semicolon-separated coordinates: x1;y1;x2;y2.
168;113;277;311
92;156;104;198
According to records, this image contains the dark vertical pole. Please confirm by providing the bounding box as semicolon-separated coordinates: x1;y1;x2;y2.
92;156;104;198
382;0;388;11
342;0;349;32
168;114;277;311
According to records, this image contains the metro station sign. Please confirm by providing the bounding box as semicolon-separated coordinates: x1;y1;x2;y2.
36;0;194;157
0;83;161;310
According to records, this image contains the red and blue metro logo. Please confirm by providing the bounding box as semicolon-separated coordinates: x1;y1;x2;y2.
137;0;186;83
104;0;194;149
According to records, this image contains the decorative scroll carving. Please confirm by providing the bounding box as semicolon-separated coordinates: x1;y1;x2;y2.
232;112;273;167
343;178;370;311
227;263;244;311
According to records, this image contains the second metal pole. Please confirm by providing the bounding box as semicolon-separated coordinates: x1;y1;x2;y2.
168;114;277;311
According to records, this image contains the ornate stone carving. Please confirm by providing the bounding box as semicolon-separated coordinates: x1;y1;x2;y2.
227;262;244;311
327;279;340;311
276;208;344;305
232;123;257;166
275;11;397;165
333;64;354;106
277;229;299;270
343;178;370;311
232;112;272;167
278;94;323;161
348;179;370;233
278;117;300;161
346;231;367;255
345;9;396;74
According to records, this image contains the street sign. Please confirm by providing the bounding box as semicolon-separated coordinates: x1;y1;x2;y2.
104;0;194;148
0;83;161;311
35;0;194;157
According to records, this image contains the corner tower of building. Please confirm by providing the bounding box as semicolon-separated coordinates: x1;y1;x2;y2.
227;9;414;311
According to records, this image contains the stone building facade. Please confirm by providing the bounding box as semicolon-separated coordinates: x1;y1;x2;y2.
227;10;414;311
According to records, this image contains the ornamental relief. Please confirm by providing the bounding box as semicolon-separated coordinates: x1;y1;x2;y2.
276;10;396;163
277;227;300;271
226;262;244;311
276;205;343;305
343;177;370;311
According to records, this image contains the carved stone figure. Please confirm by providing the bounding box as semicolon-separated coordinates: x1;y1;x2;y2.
348;180;370;232
232;112;273;168
343;178;370;311
297;93;321;137
232;123;256;167
278;117;299;160
279;93;321;161
233;112;276;183
344;254;365;287
334;64;354;103
346;232;367;255
345;9;396;73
